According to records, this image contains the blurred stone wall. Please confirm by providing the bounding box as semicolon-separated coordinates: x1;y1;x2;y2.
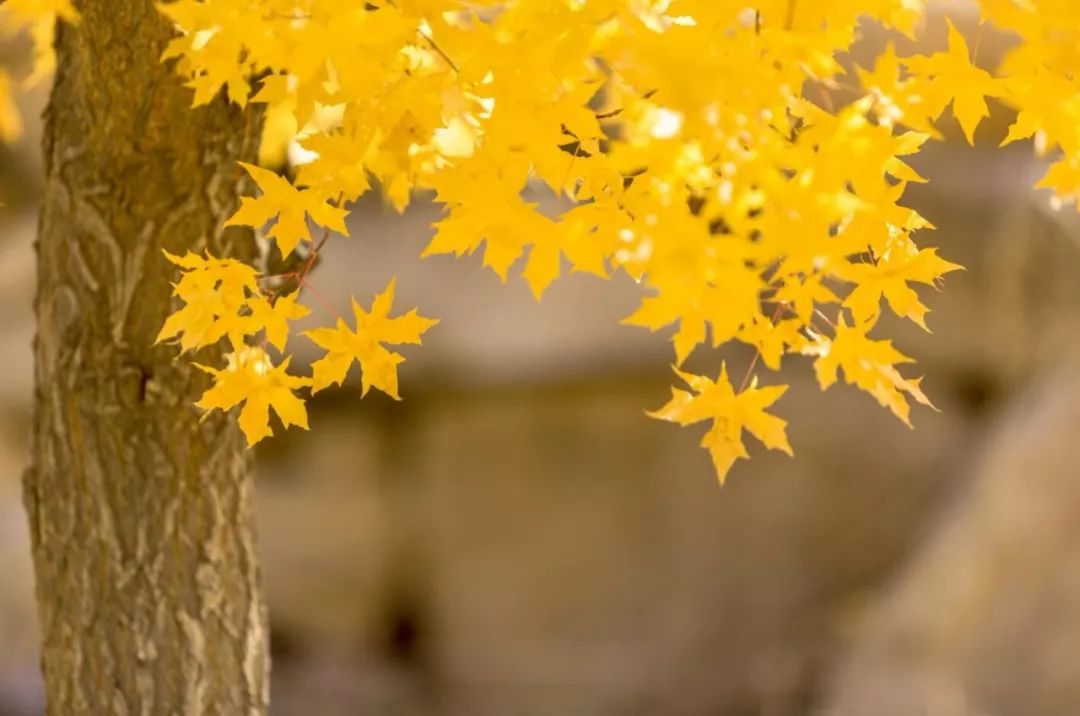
825;377;1080;716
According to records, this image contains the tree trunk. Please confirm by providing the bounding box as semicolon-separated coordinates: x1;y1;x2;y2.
25;2;268;714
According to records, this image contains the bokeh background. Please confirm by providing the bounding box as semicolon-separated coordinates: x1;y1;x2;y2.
3;11;1080;716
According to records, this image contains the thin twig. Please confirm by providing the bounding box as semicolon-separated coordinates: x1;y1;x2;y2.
291;192;344;313
419;29;459;73
971;22;986;66
738;300;786;392
813;307;837;329
299;276;344;321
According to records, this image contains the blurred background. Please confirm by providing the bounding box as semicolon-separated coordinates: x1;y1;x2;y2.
4;13;1080;716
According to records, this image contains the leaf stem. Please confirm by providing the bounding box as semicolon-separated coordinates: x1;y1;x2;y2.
738;300;786;392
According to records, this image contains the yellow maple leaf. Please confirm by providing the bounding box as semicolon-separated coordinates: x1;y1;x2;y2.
195;346;311;446
423;152;541;286
902;20;1003;145
807;318;934;425
522;236;562;301
156;251;260;352
158;0;256;107
998;70;1080;152
519;207;621;300
622;294;708;367
623;269;762;367
246;291;311;352
735;315;803;371
841;243;962;329
226;162;348;258
294;130;375;202
303;278;438;399
185;57;251;107
774;273;839;325
650;364;792;483
1035;153;1080;201
857;42;940;135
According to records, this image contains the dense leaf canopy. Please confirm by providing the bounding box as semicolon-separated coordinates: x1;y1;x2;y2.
3;0;1077;481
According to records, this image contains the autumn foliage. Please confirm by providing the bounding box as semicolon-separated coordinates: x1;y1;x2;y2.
3;0;1078;482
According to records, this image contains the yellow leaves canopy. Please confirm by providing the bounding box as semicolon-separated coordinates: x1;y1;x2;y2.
138;1;1080;480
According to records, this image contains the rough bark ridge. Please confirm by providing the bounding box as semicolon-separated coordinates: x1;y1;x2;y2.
26;2;268;714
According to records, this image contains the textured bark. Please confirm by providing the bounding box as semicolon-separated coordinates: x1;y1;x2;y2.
26;2;268;714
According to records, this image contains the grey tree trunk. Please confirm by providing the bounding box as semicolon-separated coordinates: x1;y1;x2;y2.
25;2;269;714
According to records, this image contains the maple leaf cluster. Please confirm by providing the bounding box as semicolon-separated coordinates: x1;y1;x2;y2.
156;251;437;445
8;1;1080;481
